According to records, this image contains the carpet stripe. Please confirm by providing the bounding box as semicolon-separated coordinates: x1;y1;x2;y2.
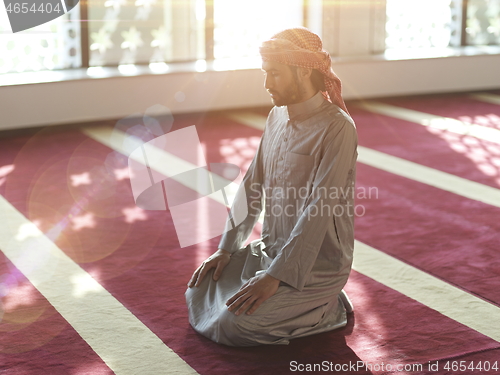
226;112;271;131
225;112;267;131
355;101;500;144
0;196;197;375
81;122;500;345
352;240;500;342
81;126;240;207
470;92;500;106
225;112;500;208
358;147;500;208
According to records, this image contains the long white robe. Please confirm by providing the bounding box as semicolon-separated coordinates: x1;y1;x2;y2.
186;91;358;346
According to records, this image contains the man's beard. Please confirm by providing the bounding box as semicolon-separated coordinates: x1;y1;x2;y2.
269;78;306;107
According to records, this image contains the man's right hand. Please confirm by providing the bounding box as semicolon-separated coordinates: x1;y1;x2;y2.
188;249;231;288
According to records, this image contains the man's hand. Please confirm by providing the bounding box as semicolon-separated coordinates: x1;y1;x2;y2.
226;273;280;316
188;249;231;288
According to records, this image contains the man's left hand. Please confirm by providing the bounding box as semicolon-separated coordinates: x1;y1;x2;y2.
226;273;280;316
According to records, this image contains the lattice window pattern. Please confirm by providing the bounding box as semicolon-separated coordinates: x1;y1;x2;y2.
0;3;81;74
466;0;500;45
88;0;205;67
386;0;462;49
213;0;303;60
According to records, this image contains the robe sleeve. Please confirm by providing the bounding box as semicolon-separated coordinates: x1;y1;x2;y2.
217;131;265;254
265;118;358;291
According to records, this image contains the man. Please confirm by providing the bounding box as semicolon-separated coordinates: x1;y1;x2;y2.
185;27;358;346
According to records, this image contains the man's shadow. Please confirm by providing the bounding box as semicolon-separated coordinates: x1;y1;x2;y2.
242;314;371;374
183;313;372;375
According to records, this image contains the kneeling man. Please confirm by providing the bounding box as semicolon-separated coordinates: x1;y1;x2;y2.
186;27;358;346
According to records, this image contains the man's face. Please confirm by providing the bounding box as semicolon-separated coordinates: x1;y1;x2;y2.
262;61;305;107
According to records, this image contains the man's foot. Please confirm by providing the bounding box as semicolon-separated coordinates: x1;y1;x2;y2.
339;290;354;313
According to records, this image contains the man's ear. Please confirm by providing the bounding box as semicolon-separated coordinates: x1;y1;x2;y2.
297;67;313;80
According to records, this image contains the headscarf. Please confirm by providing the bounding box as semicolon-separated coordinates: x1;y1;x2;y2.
259;27;348;114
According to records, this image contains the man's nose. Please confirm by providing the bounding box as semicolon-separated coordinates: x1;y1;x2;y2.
264;76;272;90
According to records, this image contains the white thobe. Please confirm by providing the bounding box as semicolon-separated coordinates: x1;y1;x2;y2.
186;91;358;346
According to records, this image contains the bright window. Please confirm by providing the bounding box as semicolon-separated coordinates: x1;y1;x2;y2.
0;2;81;74
466;0;500;45
213;0;303;60
88;0;205;67
1;0;499;76
385;0;461;49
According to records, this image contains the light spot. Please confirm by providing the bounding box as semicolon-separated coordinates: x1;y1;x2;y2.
478;164;498;176
70;172;92;187
0;165;15;186
0;164;14;177
15;222;41;241
148;62;169;74
70;213;96;231
195;59;206;72
0;282;7;297
122;206;147;223
174;91;185;103
2;282;37;311
71;273;102;298
118;64;138;75
113;167;132;180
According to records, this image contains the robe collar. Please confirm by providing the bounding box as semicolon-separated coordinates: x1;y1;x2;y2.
286;91;325;121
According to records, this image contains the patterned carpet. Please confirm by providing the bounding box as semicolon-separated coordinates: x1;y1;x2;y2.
0;90;500;374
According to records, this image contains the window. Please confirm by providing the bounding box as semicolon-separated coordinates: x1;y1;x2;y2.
385;0;462;49
0;2;81;74
466;0;500;45
88;0;205;67
213;0;303;60
1;0;499;76
385;0;500;50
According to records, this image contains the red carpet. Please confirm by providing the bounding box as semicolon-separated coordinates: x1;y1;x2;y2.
379;94;500;130
1;91;500;374
349;103;500;189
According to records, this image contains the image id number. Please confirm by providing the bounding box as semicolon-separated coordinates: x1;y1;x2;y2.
6;2;63;13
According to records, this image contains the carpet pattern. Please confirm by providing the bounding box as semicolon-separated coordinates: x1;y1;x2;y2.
0;91;500;374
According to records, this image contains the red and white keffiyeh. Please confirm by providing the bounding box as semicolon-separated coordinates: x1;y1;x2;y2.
259;27;348;114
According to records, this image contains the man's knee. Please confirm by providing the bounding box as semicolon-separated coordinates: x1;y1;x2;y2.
185;269;215;302
217;308;261;346
185;284;201;307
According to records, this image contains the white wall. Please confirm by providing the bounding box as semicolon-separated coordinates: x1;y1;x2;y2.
336;53;500;100
1;52;500;131
0;69;268;130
